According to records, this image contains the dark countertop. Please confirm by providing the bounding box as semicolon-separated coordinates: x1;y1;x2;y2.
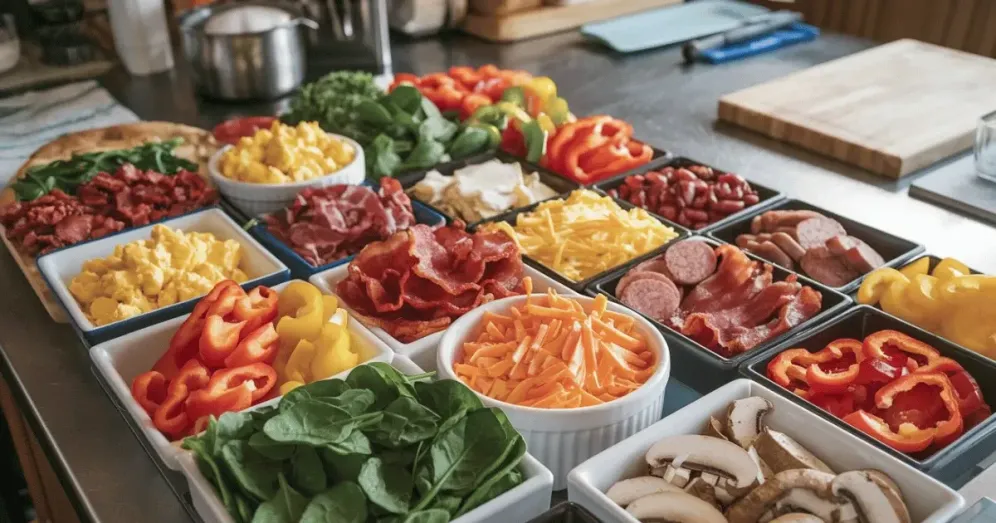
1;31;994;523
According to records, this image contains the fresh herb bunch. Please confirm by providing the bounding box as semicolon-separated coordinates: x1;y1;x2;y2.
12;138;198;201
282;71;385;144
183;363;526;523
359;86;497;179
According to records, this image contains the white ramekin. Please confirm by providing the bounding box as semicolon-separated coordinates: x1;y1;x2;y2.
437;294;671;490
208;138;366;216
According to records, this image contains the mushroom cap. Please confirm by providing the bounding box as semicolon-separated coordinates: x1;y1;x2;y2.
645;434;760;489
831;470;911;523
725;396;773;448
626;491;728;523
704;416;730;441
605;476;682;507
769;514;825;523
725;468;836;523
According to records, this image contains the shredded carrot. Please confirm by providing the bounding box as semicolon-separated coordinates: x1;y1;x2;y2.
452;290;656;409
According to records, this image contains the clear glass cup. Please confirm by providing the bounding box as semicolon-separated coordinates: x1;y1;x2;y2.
976;110;996;182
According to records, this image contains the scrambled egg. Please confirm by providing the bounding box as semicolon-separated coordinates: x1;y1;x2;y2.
69;225;249;326
218;121;355;184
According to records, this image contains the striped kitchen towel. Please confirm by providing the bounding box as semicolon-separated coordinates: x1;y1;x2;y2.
0;80;138;186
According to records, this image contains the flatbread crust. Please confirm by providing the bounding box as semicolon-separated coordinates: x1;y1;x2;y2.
0;121;219;322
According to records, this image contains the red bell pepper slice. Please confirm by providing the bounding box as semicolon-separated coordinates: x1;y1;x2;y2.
856;357;905;385
152;360;210;439
198;315;247;368
767;348;829;391
842;410;936;453
168;280;240;368
806;339;864;394
914;357;987;416
876;372;964;449
233;286;278;334
966;404;992;431
205;283;248;319
224;323;280;368
200;363;276;404
809;392;857;418
185;380;253;423
863;330;941;368
131;371;167;417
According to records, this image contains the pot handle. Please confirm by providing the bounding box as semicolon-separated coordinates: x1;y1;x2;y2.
295;17;319;30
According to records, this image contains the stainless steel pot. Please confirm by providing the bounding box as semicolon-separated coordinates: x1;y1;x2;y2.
179;2;318;101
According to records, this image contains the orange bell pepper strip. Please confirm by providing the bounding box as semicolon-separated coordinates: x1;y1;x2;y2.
198;315;247;368
233;286;278;334
131;370;167;417
583;142;653;182
152;359;209;439
224;323;280;368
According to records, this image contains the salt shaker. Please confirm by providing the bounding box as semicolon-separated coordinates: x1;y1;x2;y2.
107;0;174;75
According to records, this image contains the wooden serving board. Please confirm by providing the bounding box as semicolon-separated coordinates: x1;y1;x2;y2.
718;39;996;178
462;0;682;42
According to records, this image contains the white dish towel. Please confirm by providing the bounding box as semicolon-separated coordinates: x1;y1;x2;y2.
0;81;138;186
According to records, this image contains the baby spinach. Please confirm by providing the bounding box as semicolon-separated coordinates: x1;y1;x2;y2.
252;474;308;523
185;364;525;523
359;457;413;514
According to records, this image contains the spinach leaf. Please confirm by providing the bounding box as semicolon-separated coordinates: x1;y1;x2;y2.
419;117;458;143
387;85;423;115
358;457;412;515
366;135;402;180
235;494;256;523
455;439;526;517
221;440;282;502
355;100;394;127
186;437;240;518
472;409;524;488
367;397;439;449
325;429;373;456
319;389;377;416
291;446;327;496
214;412;254;451
378;447;417;468
319;450;368;483
414;380;483;422
421;97;444;121
264;399;381;446
370;362;421;398
412;409;510;510
250;407;278;431
280;379;352;411
345;365;400;409
402;138;446;172
249;432;296;461
427;494;462;516
299;482;368;523
400;509;450;523
252;474;308;523
447;127;490;160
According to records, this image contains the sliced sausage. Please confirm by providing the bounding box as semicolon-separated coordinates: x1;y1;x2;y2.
751;241;794;270
619;277;682;322
800;246;860;287
633;258;672;277
735;234;756;248
664;240;718;285
826;235;886;274
767;210;826;229
771;232;806;261
795;217;847;250
750;215;764;234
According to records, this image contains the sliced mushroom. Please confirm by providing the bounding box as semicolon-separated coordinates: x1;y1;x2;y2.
646;435;760;489
684;477;725;511
655;464;692;488
627;491;728;523
605;476;682;507
831;470;911;523
753;428;834;475
747;446;774;483
768;514;826;523
704;416;731;441
725;396;773;448
725;469;839;523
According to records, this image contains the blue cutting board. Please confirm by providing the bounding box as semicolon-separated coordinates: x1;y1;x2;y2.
582;0;770;53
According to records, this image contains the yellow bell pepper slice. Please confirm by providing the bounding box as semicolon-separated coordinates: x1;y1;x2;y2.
279;380;305;396
857;268;909;305
906;274;941;314
321;295;340;324
276;282;325;345
932;257;971;281
284;339;316;384
312;331;358;381
899;257;930;279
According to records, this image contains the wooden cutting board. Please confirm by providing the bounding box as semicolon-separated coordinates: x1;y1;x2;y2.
718;39;996;178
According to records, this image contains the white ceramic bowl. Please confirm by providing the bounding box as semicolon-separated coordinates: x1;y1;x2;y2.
89;279;394;470
568;379;965;523
436;294;671;490
37;207;289;343
208;139;366;216
310;263;578;371
178;355;556;523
